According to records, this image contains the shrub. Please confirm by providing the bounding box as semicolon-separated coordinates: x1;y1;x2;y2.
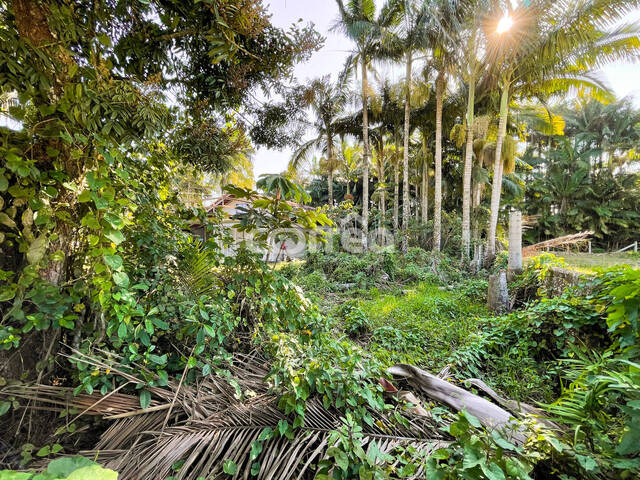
336;301;371;337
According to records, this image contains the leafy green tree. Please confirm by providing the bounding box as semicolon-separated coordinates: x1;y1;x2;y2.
0;0;319;285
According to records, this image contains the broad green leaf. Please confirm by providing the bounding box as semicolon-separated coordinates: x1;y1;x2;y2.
576;454;598;472
113;271;129;288
326;447;348;471
27;236;47;265
36;446;50;457
0;212;17;229
117;322;127;339
222;459;237;475
250;440;263;461
0;472;33;479
104;254;123;270
139;390;151;409
66;465;118;480
0;401;11;416
46;456;95;477
105;229;125;245
481;461;506;480
104;213;124;229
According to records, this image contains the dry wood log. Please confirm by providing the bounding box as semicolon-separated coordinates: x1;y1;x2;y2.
389;364;527;444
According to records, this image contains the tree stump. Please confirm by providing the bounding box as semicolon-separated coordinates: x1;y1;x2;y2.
488;270;509;313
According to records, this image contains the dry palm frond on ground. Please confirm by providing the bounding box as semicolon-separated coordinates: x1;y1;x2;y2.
1;346;557;479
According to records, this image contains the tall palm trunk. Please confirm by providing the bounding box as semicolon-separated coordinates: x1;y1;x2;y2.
361;56;370;250
421;161;428;223
327;133;334;205
486;83;510;264
402;53;412;254
393;131;400;236
433;72;444;251
461;76;475;262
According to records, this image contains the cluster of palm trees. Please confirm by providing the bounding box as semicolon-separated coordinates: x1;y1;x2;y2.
289;0;640;265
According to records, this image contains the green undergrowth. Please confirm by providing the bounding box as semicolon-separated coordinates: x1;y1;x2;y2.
342;281;488;370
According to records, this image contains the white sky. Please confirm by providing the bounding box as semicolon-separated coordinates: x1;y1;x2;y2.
252;0;640;178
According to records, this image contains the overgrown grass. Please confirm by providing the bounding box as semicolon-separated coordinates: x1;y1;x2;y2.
337;281;488;371
528;251;640;273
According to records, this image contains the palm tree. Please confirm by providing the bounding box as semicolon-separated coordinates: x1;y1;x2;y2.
289;76;348;206
417;128;433;224
391;0;431;253
424;0;465;253
338;140;362;197
334;0;401;249
457;1;488;262
483;0;640;264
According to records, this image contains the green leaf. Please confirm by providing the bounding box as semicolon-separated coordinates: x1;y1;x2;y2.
104;254;123;270
0;212;17;229
462;444;484;470
0;471;32;479
576;454;598;472
117;322;128;339
97;33;112;47
46;456;95;477
36;446;50;457
78;190;91;203
222;459;237;475
105;229;125;245
250;440;263;461
113;271;129;288
617;420;640;455
0;174;8;192
463;411;482;428
481;461;506;480
277;419;288;436
0;401;11;416
104;213;124;229
257;427;273;441
27;235;47;265
139;390;151;409
66;465;118;480
326;447;348;471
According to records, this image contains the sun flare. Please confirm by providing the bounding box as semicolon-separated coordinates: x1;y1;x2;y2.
497;15;514;34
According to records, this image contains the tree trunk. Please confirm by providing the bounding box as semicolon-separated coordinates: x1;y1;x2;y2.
461;76;475;263
378;156;386;223
393;132;400;236
12;0;75;286
421;161;428;224
402;53;412;254
327;132;334;206
486;84;510;265
433;72;444;251
361;56;370;251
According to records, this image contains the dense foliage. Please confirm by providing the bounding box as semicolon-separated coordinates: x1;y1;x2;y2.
2;0;640;479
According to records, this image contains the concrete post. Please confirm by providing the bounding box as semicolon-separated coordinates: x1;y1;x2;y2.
488;270;509;313
507;210;522;280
